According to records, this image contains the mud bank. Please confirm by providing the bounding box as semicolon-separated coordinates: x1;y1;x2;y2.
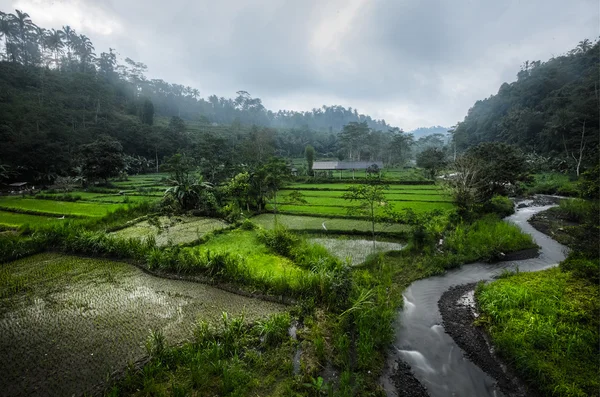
438;283;539;397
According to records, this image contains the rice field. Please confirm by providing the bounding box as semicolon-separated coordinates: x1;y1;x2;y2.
286;183;439;191
269;201;453;216
310;237;405;265
0;253;285;397
111;216;228;246
0;197;123;217
252;214;410;234
0;210;70;229
270;182;454;217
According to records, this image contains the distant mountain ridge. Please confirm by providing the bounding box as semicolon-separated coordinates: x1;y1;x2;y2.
408;126;450;139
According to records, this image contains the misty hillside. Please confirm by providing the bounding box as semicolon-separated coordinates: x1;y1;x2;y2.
452;40;598;167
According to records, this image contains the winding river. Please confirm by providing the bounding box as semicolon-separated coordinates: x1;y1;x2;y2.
383;201;568;397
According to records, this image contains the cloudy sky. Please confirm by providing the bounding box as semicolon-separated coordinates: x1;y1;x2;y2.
1;0;597;130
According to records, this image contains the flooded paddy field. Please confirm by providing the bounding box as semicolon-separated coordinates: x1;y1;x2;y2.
110;216;228;246
0;253;285;397
310;237;405;265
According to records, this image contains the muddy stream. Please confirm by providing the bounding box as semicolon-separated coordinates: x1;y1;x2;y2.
382;199;567;396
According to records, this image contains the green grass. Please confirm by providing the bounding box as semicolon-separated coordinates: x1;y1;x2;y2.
523;173;579;196
443;215;537;263
252;214;410;234
279;189;451;202
286;183;439;191
0;210;69;229
477;267;599;396
196;230;307;286
0;197;124;217
269;201;454;216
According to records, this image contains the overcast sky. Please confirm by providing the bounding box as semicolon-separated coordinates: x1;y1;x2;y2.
1;0;598;130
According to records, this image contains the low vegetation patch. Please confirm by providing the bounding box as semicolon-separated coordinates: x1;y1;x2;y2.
476;267;599;396
443;214;537;263
0;197;123;217
111;215;228;246
252;214;410;236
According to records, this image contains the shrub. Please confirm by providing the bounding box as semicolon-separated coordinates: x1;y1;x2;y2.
558;198;593;223
483;195;514;218
444;215;536;262
239;218;256;230
257;226;299;257
560;252;599;283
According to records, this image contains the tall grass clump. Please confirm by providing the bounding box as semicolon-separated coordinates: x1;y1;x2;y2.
558;198;594;223
443;214;536;263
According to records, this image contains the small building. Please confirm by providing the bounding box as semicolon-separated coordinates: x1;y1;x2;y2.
312;161;384;179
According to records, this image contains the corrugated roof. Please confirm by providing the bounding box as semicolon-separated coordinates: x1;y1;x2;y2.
312;161;383;170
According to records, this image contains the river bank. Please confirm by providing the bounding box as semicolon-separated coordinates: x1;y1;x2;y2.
382;200;567;396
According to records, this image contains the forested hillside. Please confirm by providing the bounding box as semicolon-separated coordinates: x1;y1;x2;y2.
0;9;414;183
452;39;599;174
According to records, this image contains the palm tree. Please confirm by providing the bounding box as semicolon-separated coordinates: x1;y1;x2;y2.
76;34;95;71
46;28;64;68
62;25;76;62
577;39;592;53
33;26;48;65
11;9;35;64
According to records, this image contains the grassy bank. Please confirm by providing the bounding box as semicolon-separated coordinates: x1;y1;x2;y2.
476;268;599;396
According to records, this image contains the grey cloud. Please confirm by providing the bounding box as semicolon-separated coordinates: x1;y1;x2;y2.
1;0;597;129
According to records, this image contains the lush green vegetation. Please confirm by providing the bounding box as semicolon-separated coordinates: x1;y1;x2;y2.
453;41;598;176
477;268;599;396
108;313;298;396
252;214;410;235
0;210;69;229
0;6;597;397
521;173;580;196
0;197;123;217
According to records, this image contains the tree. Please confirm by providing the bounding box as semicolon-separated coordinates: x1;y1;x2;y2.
305;145;315;176
342;180;390;246
78;136;125;184
163;153;214;212
416;147;447;180
223;172;251;212
463;142;528;199
140;98;154;125
261;157;291;223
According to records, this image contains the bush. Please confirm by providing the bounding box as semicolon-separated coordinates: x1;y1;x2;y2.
483;195;514;218
444;215;536;262
560;252;599;283
257;226;299;258
239;218;256;230
558;198;594;223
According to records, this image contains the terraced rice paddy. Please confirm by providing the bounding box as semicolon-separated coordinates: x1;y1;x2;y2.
0;197;123;217
252;214;410;234
269;183;454;217
0;253;285;397
111;216;228;246
0;210;70;229
196;230;308;286
310;237;405;265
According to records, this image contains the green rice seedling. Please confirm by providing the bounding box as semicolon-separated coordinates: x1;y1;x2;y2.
256;312;291;347
145;329;167;359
